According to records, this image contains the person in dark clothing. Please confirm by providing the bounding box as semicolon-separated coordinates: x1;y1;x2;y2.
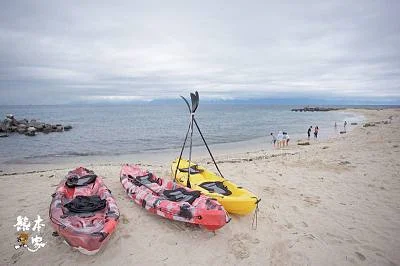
307;126;312;140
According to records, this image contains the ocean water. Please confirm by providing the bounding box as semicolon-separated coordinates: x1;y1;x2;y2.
0;104;365;164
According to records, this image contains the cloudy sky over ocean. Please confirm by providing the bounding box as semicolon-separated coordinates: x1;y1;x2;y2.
0;1;399;104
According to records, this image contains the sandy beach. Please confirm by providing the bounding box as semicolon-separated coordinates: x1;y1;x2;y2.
1;108;399;266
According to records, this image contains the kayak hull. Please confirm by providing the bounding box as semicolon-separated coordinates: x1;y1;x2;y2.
120;164;230;231
171;158;259;215
49;167;119;255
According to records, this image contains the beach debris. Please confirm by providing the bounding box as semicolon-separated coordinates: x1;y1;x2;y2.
355;251;366;261
363;122;375;127
350;122;358;125
340;131;346;134
322;146;329;149
338;161;351;165
121;214;130;224
297;141;310;145
291;106;341;112
0;114;72;136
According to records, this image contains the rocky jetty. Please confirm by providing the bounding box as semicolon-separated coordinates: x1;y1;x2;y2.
0;114;72;136
291;106;341;112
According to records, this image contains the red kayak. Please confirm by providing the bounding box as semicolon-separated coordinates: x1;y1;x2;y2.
49;167;119;255
120;164;230;231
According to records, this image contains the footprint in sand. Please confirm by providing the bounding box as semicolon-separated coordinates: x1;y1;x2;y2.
230;239;249;259
229;233;259;259
303;195;321;206
269;241;290;265
263;186;276;196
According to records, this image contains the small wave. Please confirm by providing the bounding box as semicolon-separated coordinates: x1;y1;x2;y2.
23;151;102;160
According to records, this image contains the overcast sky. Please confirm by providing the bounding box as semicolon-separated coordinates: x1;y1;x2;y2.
0;1;399;105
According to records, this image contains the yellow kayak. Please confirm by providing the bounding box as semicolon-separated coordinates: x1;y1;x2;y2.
171;158;259;215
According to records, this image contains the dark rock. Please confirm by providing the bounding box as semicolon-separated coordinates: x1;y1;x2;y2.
27;126;36;132
25;130;35;136
340;131;346;134
34;123;45;131
64;125;72;131
11;118;19;126
350;122;357;125
363;123;375;127
291;106;341;112
43;126;52;134
0;133;8;137
17;124;27;134
298;141;310;145
2;115;69;136
18;119;28;125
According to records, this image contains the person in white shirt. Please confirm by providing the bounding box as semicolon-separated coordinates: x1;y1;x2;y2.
283;132;290;146
277;131;283;148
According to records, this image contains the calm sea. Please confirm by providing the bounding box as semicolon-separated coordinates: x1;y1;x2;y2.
0;103;365;164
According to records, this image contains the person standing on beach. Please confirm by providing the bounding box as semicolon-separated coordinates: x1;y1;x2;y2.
314;126;319;139
270;133;277;147
307;126;312;140
344;121;347;130
277;131;283;148
282;132;290;147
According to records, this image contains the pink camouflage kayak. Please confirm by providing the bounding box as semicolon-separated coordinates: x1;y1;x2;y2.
120;164;230;230
49;167;119;255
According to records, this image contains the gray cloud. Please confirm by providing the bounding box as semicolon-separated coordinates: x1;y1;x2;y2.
0;0;399;104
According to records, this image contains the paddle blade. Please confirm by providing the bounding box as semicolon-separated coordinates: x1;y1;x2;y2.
194;91;199;112
190;92;199;113
180;96;191;113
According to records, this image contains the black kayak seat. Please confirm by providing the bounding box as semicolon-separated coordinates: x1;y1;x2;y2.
128;173;161;186
179;165;203;174
66;174;97;188
64;195;106;213
199;181;232;196
163;188;201;205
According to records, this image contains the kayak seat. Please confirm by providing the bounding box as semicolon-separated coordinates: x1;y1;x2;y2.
128;173;162;186
199;181;232;196
64;195;106;213
179;165;203;174
163;188;201;205
66;174;97;188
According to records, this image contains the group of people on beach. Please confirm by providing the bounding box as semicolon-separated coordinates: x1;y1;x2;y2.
307;126;319;140
270;120;349;147
270;131;290;148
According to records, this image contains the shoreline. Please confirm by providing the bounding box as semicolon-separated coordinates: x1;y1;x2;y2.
1;108;399;265
0;108;365;173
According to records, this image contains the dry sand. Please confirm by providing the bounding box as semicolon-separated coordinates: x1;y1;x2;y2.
0;108;399;266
